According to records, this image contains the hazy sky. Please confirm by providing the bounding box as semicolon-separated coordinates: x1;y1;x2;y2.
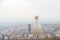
0;0;60;23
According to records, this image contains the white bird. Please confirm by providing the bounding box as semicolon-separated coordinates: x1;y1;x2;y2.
32;16;42;35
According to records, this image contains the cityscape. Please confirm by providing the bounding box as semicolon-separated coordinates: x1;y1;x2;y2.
0;0;60;40
0;20;60;40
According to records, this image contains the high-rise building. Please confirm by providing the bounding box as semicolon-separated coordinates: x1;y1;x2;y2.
28;24;31;34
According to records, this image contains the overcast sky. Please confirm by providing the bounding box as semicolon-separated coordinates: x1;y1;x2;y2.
0;0;60;23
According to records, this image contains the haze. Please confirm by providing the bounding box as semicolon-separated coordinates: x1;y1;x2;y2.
0;0;60;23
